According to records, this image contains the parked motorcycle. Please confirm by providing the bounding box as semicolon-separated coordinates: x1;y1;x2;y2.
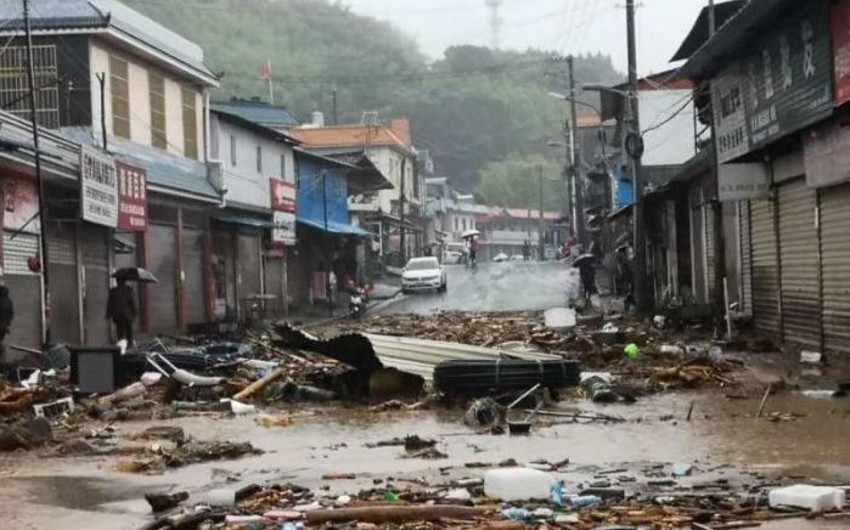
348;284;369;318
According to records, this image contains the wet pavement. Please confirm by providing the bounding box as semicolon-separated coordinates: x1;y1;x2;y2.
3;386;850;529
382;262;579;315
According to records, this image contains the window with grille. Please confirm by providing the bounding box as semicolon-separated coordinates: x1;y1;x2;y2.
109;55;130;138
181;87;198;159
0;45;59;129
149;72;166;149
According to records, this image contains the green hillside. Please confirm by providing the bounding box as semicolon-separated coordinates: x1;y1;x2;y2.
124;0;622;207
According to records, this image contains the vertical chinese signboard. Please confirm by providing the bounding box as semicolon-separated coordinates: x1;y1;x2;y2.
712;1;833;163
832;0;850;106
116;161;148;232
80;145;118;227
270;178;296;246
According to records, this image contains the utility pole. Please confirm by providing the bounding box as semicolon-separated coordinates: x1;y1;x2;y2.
399;159;406;266
538;165;544;260
96;73;107;149
708;0;716;35
23;0;52;345
708;0;727;336
567;56;585;247
626;0;648;312
331;88;338;126
321;171;332;317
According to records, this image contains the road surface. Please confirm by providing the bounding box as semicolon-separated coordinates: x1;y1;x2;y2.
381;261;580;314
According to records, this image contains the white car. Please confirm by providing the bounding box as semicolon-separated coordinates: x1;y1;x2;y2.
402;257;447;293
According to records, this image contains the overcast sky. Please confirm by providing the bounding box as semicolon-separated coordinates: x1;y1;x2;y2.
342;0;708;75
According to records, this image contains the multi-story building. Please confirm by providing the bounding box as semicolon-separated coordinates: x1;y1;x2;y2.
0;0;221;344
288;116;421;265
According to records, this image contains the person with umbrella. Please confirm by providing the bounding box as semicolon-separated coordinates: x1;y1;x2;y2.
573;253;597;309
108;268;157;348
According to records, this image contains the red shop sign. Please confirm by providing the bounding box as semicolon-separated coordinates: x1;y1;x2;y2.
270;178;296;213
833;0;850;106
116;160;148;232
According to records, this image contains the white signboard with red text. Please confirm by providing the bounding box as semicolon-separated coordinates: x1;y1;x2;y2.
80;146;119;227
270;178;296;245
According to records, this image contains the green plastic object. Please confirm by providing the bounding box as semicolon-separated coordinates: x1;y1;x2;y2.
384;490;400;502
624;343;641;360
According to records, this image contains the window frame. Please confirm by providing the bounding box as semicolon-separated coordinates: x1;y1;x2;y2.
148;71;166;149
109;55;130;139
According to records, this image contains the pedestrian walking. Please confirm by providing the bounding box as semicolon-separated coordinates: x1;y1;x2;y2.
522;240;531;262
107;278;137;347
0;285;14;361
575;255;597;309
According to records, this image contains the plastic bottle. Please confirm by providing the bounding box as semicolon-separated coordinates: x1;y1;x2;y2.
501;507;532;521
484;468;557;501
568;495;601;508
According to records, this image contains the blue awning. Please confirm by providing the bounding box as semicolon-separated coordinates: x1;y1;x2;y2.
297;218;373;238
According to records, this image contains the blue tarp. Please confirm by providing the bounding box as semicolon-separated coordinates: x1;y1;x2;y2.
296;152;367;236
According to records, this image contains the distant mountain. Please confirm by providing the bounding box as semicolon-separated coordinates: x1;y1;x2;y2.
124;0;622;200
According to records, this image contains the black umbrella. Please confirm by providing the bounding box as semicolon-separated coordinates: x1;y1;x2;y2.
113;267;159;283
572;253;595;267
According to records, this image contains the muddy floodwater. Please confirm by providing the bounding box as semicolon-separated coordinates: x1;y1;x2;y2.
2;386;850;530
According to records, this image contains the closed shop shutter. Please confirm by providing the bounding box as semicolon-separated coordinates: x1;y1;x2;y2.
4;231;41;349
704;197;716;305
778;180;819;349
183;228;205;326
45;224;79;344
750;199;781;336
81;227;110;345
739;201;753;317
238;232;261;302
264;255;284;317
690;187;706;303
148;223;177;335
820;183;850;354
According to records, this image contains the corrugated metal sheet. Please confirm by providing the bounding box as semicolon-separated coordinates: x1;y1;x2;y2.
751;199;780;336
45;224;79;343
81;226;109;345
364;334;563;382
739;201;753;316
820;184;850;354
778;180;820;349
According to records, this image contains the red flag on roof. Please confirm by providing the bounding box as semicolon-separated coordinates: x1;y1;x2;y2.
257;59;272;81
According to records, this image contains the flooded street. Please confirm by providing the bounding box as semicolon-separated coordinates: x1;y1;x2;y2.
4;386;850;529
383;262;579;315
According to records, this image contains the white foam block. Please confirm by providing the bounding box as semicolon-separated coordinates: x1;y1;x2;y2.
769;485;845;512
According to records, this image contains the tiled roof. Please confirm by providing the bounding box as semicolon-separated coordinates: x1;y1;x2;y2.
61;127;219;201
288;118;413;152
211;100;300;129
0;0;217;84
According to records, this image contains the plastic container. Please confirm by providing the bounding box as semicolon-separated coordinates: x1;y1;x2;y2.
484;467;557;501
568;495;601;508
769;485;845;512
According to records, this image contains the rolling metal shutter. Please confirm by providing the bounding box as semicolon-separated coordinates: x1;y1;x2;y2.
703;186;716;304
46;224;79;344
690;186;706;303
750;199;781;336
81;227;109;345
820;184;850;354
739;201;753;317
778;180;820;349
148;224;177;335
264;255;284;318
4;231;41;349
183;228;205;326
238;232;261;299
